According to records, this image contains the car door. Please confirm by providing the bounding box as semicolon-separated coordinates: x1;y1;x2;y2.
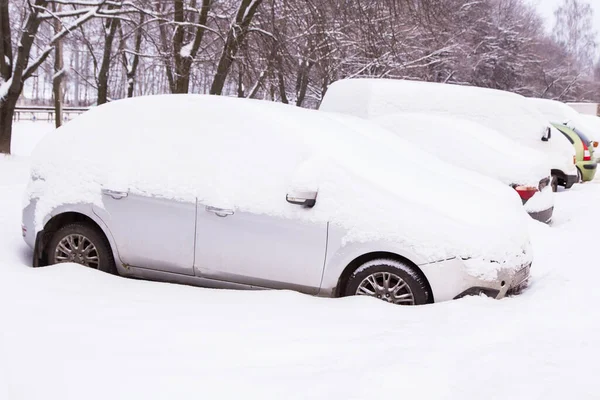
194;201;328;294
93;189;196;275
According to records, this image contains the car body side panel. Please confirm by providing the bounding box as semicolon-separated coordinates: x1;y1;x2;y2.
194;202;327;295
92;193;196;276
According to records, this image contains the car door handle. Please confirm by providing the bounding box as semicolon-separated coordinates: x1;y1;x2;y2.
101;188;129;200
205;206;234;217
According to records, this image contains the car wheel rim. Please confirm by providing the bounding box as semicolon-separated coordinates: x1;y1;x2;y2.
54;234;100;269
355;272;415;305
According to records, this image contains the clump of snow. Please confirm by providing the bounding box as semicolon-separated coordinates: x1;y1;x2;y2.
371;112;551;187
29;95;531;275
180;42;194;58
0;77;12;101
319;79;576;175
523;184;554;213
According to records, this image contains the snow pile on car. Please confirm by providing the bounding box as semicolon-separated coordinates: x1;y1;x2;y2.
319;78;575;173
28;95;531;278
528;97;600;142
371;112;550;187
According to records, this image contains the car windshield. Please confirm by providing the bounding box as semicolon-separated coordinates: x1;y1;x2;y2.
572;127;592;144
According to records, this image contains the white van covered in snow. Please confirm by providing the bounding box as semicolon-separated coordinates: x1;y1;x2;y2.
320;78;578;189
528;97;600;143
362;112;554;223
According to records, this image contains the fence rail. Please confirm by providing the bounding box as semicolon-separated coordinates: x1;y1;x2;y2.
14;106;90;122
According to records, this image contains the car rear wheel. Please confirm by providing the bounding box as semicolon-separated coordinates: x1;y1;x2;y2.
47;223;116;274
344;259;429;305
577;167;583;183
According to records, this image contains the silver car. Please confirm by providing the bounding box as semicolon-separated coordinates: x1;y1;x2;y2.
22;95;532;305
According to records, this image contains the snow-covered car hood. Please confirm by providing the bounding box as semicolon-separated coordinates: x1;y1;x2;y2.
370;112;551;187
28;94;531;270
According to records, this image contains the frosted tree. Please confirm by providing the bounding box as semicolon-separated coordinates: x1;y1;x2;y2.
553;0;598;69
0;0;131;154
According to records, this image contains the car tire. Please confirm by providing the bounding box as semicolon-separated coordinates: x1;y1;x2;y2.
551;176;558;192
47;222;116;274
344;259;429;305
577;167;583;183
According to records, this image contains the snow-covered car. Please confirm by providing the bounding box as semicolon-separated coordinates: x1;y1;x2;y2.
22;95;532;305
348;112;554;223
529;97;600;163
320;78;578;189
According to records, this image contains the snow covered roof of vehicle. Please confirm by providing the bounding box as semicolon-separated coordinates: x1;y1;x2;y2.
320;78;550;147
320;78;576;173
29;94;530;276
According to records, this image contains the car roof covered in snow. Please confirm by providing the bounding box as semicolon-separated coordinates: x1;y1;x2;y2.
29;94;530;272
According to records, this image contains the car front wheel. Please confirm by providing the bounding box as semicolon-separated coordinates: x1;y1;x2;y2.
47;222;116;274
344;259;430;305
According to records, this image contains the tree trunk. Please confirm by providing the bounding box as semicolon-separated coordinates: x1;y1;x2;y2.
171;0;212;94
53;3;63;128
73;47;80;106
0;95;17;154
97;18;120;105
210;0;263;95
125;14;144;98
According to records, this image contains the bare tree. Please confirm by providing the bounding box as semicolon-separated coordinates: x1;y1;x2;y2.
0;0;125;154
210;0;264;95
553;0;598;70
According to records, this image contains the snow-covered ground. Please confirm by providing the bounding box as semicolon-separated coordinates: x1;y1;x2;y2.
1;121;599;399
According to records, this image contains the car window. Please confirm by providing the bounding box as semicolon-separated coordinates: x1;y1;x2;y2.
572;127;591;144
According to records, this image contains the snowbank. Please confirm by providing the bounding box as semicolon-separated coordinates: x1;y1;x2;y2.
11;121;55;156
2;153;600;399
320;79;576;174
29;94;530;269
371;112;551;187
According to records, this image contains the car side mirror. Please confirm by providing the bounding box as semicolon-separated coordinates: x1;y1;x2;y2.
286;190;317;208
542;127;551;142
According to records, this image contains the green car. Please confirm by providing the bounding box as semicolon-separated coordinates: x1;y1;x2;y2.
552;123;597;182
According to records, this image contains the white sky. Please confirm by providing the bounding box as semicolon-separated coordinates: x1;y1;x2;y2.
529;0;600;35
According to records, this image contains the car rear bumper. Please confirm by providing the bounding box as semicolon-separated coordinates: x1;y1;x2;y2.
581;161;597;181
564;173;578;188
523;183;554;224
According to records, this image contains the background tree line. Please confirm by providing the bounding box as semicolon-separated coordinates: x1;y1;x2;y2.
1;0;599;153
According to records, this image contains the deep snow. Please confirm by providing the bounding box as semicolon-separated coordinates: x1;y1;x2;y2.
1;121;599;399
